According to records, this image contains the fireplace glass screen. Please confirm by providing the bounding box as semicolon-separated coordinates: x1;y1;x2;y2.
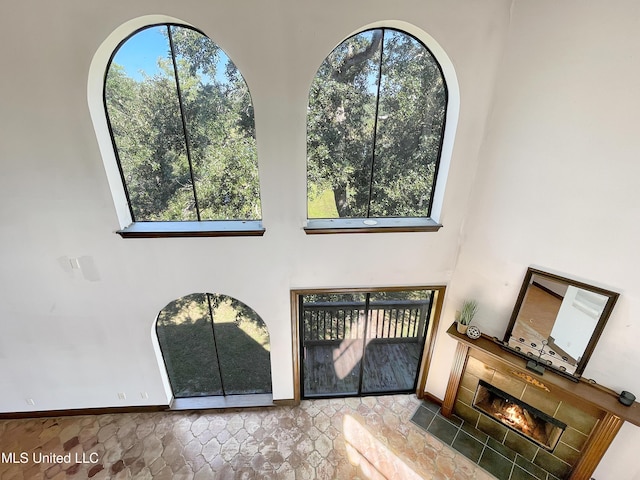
473;380;566;451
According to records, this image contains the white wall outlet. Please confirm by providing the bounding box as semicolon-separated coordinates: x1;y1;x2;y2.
117;392;126;400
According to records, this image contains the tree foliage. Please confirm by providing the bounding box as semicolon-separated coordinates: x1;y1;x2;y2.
105;25;447;222
307;28;447;218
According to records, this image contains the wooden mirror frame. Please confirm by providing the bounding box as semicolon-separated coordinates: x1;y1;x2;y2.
502;267;619;381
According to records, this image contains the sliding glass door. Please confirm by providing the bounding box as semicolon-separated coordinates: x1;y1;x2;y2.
300;288;436;398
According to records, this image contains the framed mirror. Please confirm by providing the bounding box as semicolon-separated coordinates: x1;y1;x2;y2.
502;267;619;381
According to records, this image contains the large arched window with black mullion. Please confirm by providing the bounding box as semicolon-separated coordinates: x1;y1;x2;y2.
104;23;261;225
306;28;447;226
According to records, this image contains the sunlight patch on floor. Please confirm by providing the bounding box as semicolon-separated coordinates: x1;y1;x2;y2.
343;413;424;479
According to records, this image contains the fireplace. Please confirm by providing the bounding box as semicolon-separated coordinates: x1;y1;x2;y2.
443;324;640;480
473;380;566;451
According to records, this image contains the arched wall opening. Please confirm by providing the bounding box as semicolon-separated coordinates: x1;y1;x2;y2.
154;293;272;404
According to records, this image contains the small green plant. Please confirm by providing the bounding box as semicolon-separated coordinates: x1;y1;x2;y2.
458;300;478;326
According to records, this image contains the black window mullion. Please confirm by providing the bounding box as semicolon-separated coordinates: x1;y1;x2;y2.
357;292;372;394
206;293;226;396
366;29;386;218
167;25;202;221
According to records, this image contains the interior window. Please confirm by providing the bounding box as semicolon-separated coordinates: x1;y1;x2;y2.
156;293;272;398
306;28;447;233
104;24;263;237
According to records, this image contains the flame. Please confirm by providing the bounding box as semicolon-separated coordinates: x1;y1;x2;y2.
504;404;525;426
496;403;534;436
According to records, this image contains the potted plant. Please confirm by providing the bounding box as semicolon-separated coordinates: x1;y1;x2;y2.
456;300;478;334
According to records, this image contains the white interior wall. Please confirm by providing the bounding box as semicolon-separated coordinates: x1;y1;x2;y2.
435;1;640;478
0;0;510;412
3;0;639;477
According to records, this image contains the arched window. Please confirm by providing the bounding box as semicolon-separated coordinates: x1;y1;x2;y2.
306;27;449;233
104;24;263;237
156;293;272;398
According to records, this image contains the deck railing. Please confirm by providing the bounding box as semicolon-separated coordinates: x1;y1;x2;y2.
302;299;430;344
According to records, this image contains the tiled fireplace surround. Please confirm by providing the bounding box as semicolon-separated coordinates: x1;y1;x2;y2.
453;355;595;479
443;325;640;480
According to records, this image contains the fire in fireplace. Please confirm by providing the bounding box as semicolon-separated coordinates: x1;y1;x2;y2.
473;380;567;451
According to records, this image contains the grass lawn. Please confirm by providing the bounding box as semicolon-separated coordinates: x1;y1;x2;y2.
307;186;339;218
156;295;272;398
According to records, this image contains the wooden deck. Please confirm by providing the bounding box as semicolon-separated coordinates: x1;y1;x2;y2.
303;340;422;397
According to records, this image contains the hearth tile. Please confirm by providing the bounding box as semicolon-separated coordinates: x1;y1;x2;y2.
554;403;598;435
461;372;481;392
533;449;571;479
491;371;526;399
448;414;463;427
410;405;434;430
451;430;484;463
466;357;496;382
454;401;480;428
521;387;560;418
420;398;441;414
460;421;488;443
504;431;538;461
487;436;517;461
477;415;508;443
457;385;475;405
559;427;588;451
515;455;547;480
478;446;513;480
427;416;459;445
553;441;581;466
510;464;538;480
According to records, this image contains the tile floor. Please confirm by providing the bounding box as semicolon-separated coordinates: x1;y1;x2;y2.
0;395;497;479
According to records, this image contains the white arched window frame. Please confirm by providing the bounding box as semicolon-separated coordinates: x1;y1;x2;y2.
304;21;459;234
88;15;264;238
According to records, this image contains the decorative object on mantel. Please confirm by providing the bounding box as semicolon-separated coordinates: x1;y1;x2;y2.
501;267;619;382
456;299;478;334
510;370;550;392
619;391;636;406
525;339;548;376
466;325;481;340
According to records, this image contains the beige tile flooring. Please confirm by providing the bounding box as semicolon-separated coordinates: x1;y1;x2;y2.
0;395;495;479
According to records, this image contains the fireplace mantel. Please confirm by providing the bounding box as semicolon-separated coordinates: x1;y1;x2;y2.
443;323;640;480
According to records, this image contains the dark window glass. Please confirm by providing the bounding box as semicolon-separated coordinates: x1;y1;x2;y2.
300;288;435;398
105;24;261;222
156;293;272;398
307;28;447;219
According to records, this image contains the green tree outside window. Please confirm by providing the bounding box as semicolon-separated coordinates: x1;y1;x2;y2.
307;28;447;219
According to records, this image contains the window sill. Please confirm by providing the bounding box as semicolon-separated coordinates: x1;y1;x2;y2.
304;217;442;234
117;220;265;238
170;394;275;411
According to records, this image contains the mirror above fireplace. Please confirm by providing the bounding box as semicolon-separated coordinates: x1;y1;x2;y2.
502;267;619;380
